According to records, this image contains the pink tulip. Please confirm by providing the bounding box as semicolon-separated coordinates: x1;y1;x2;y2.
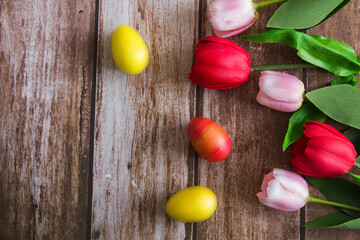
209;0;257;38
256;71;305;112
257;168;309;211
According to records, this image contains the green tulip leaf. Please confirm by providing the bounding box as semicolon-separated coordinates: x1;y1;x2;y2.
343;128;360;154
355;157;360;169
331;74;359;86
306;85;360;129
304;211;360;229
309;177;360;218
283;102;327;151
347;172;360;185
267;0;349;30
242;29;360;76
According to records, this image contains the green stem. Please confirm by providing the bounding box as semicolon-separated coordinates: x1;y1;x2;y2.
253;0;287;10
308;197;360;212
251;63;316;71
354;161;360;169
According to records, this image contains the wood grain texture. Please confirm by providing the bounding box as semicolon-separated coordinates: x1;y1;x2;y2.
305;1;360;239
196;1;301;239
91;0;198;239
0;0;95;239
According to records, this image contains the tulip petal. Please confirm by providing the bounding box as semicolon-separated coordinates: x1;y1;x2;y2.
293;135;309;156
256;192;268;198
189;64;250;89
291;154;325;177
261;172;275;192
259;71;305;102
213;24;255;39
209;0;257;37
304;136;356;177
197;36;250;54
256;91;302;112
307;136;357;161
195;48;250;70
259;179;307;211
273;168;309;199
305;121;354;145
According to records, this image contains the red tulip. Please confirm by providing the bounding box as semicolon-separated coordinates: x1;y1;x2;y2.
291;121;357;178
188;117;231;162
188;36;251;89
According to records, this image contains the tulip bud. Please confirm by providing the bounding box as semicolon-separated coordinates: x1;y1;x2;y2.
256;71;304;112
291;121;357;178
209;0;257;38
188;36;251;89
188;117;231;162
257;168;309;211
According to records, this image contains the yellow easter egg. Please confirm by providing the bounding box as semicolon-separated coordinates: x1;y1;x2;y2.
111;25;149;75
165;186;217;222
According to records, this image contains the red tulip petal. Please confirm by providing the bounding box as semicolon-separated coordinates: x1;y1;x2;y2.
197;36;249;53
305;121;353;145
292;135;309;156
291;154;324;177
189;64;249;89
308;136;356;162
195;48;250;70
304;137;356;177
304;150;350;178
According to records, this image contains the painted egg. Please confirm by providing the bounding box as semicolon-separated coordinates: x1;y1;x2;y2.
111;25;149;75
165;186;217;222
188;117;231;162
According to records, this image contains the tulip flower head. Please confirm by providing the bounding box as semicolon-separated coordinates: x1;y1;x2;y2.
209;0;257;38
291;121;357;178
188;36;251;89
257;168;309;211
256;71;304;112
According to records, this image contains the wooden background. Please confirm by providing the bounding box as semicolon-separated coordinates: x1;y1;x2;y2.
1;0;359;239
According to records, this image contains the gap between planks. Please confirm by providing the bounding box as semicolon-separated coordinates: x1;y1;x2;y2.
86;0;101;239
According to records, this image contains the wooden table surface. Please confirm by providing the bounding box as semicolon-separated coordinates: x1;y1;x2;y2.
1;0;360;239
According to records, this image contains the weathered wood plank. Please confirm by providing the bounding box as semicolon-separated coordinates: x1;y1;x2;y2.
91;0;198;239
196;2;301;239
0;0;95;239
305;1;360;239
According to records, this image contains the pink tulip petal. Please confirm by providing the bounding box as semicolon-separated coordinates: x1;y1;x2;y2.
209;0;256;37
261;172;275;192
273;168;309;199
256;191;268;198
256;91;302;112
213;19;256;38
259;71;304;102
259;179;307;211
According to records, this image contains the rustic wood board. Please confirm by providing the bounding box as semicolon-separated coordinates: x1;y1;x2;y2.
91;0;198;239
305;1;360;239
196;1;301;239
0;0;95;239
2;0;360;239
